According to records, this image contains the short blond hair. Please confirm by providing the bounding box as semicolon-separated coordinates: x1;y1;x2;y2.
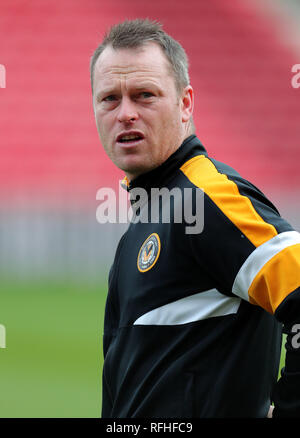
90;19;190;94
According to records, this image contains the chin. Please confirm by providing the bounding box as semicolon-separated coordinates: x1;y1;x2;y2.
118;159;152;178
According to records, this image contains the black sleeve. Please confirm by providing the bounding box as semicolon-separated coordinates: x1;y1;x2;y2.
272;289;300;417
189;176;300;417
182;155;300;417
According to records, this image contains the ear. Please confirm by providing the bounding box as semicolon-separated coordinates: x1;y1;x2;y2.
180;85;194;123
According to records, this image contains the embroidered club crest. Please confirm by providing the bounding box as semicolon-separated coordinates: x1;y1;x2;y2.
137;233;161;273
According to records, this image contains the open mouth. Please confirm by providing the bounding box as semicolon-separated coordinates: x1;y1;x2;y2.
116;132;145;145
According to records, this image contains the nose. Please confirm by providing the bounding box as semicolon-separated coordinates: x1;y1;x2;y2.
117;97;138;123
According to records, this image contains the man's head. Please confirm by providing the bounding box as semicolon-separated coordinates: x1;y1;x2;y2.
91;19;194;181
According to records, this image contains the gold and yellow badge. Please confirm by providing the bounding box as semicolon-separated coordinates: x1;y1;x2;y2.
137;233;161;273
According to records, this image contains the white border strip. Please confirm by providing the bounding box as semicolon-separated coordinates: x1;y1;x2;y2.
232;230;300;301
133;288;241;326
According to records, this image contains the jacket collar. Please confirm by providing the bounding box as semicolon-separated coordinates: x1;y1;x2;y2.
122;135;207;193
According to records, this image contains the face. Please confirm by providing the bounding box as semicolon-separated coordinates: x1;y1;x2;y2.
92;42;194;181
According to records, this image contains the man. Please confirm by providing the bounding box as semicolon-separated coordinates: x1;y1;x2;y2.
91;19;300;418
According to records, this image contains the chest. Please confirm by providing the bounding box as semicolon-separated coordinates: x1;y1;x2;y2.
108;220;212;327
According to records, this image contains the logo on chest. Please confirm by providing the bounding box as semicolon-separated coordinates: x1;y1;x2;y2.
137;233;161;273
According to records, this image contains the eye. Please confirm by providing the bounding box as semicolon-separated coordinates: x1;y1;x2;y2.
140;92;154;99
103;95;117;102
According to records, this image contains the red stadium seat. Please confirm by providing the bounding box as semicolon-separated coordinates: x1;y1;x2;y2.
0;0;299;205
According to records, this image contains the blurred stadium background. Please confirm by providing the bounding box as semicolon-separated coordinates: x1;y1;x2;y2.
0;0;299;417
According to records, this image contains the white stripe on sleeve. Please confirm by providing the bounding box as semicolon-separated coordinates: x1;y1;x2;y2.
232;230;300;301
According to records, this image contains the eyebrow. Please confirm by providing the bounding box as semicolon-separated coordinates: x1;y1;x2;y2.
131;82;160;90
95;81;161;100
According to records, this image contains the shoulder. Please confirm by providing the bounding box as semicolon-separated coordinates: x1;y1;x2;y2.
180;153;292;247
180;153;247;191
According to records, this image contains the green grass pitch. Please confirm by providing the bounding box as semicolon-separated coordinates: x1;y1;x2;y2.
0;277;286;417
0;278;106;418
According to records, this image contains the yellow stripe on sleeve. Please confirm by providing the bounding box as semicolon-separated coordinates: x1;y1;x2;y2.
180;155;278;248
248;243;300;314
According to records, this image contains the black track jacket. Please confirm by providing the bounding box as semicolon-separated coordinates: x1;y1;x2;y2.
101;135;300;418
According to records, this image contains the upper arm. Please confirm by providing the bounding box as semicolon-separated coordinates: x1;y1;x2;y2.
181;154;300;319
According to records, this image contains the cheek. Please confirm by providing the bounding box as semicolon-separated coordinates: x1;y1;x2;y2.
159;110;180;134
95;112;112;138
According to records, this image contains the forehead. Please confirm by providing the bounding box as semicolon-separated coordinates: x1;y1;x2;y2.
93;42;174;89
